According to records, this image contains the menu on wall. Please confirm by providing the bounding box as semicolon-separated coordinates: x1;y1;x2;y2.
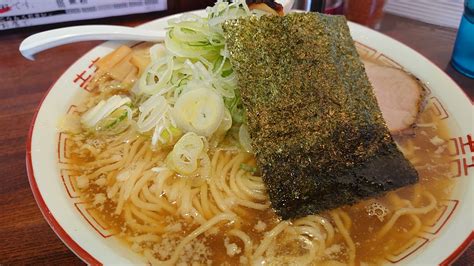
0;0;168;30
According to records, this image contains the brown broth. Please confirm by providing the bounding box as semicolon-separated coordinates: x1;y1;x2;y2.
68;54;456;264
73;105;455;265
339;110;456;264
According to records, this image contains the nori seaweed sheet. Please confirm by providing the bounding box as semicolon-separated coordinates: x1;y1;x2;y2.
223;13;419;219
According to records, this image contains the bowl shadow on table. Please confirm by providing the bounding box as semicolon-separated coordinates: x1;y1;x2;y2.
444;63;474;99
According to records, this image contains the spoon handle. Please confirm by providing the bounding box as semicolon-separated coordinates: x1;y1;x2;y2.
20;25;166;60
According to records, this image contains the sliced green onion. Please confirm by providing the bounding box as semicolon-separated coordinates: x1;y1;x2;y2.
240;163;257;173
81;95;131;128
97;107;128;130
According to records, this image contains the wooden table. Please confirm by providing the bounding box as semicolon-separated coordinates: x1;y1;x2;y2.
0;5;472;265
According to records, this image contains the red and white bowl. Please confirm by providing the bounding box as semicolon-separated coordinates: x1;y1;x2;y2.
26;10;473;265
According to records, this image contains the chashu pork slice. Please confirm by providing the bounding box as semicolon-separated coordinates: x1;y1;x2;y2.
364;61;425;134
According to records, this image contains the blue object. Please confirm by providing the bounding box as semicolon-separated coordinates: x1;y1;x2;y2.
451;0;474;78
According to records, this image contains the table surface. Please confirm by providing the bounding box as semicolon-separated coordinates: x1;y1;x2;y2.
0;7;472;265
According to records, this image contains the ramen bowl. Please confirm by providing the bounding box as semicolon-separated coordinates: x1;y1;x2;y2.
26;10;473;265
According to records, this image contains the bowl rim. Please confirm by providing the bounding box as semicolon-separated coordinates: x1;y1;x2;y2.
26;10;474;265
26;81;101;264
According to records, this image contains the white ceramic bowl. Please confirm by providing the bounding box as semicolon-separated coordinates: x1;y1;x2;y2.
26;10;473;265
